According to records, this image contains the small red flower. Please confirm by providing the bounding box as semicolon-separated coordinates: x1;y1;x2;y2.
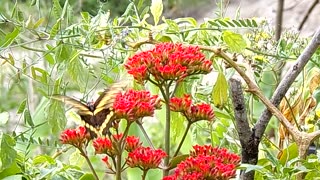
187;103;215;122
93;137;114;155
102;156;112;169
170;94;192;112
125;43;212;85
126;147;167;170
113;89;161;121
125;136;142;152
170;94;215;123
60;126;87;148
166;145;240;180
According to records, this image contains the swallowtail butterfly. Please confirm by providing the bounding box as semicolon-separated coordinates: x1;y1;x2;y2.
52;82;128;138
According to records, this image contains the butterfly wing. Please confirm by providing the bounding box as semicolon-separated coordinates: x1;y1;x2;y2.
51;95;93;116
93;81;129;115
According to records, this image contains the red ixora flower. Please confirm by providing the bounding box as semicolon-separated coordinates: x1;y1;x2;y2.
125;43;212;84
126;147;167;170
125;136;142;152
60;126;87;148
170;94;215;122
164;145;240;180
113;89;161;121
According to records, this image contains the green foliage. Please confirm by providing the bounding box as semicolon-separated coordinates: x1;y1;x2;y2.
0;0;319;179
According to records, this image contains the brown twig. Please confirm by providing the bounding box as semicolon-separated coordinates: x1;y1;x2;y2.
298;0;319;31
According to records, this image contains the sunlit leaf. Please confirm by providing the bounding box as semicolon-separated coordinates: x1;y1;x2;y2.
0;134;17;170
150;0;163;25
222;30;247;52
0;28;20;48
33;155;55;165
309;71;320;94
278;143;298;165
212;72;228;108
0;112;9;126
50;19;61;39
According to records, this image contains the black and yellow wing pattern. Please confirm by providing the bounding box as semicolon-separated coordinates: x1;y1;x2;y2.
51;81;129;138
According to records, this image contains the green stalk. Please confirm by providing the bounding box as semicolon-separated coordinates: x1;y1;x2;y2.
163;84;171;176
78;147;99;180
173;122;192;157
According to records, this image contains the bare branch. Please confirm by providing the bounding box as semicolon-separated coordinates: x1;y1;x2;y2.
254;27;320;140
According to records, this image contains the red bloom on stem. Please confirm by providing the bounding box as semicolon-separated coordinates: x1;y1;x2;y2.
170;94;192;112
191;145;240;164
187;103;215;122
60;126;87;148
170;94;215;122
125;43;212;84
93;137;114;155
125;136;142;152
113;89;161;121
126;147;167;170
102;156;112;169
164;145;240;180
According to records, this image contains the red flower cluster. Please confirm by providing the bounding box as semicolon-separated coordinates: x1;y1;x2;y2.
126;147;167;170
125;43;212;84
113;89;161;121
93;137;114;155
60;126;88;148
164;145;240;180
170;94;215;122
125;136;142;152
170;94;192;112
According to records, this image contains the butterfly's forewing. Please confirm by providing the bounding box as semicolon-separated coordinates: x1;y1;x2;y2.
51;95;93;116
93;81;129;115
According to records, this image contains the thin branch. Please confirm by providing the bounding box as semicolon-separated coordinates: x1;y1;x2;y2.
298;0;319;31
275;0;284;40
254;27;320;140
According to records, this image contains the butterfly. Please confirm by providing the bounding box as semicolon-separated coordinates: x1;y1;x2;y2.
51;82;128;138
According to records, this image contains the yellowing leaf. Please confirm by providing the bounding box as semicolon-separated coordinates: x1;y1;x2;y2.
150;0;163;25
309;71;320;94
212;73;228;108
222;30;247;53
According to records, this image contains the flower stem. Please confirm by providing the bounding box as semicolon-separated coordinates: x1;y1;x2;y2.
115;153;122;180
173;122;192;157
137;121;155;149
78;147;99;180
163;84;171;176
141;170;148;180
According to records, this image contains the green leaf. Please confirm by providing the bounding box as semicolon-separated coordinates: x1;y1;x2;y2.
278;143;298;165
17;99;27;114
24;109;34;127
0;112;9;126
79;174;95;180
50;19;61;39
33;155;55;165
168;154;189;170
52;0;62;19
33;17;45;29
47;99;66;134
212;72;228;108
171;112;185;142
0;134;17;170
67;51;87;92
222;30;247;52
0;28;20;48
150;0;163;25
